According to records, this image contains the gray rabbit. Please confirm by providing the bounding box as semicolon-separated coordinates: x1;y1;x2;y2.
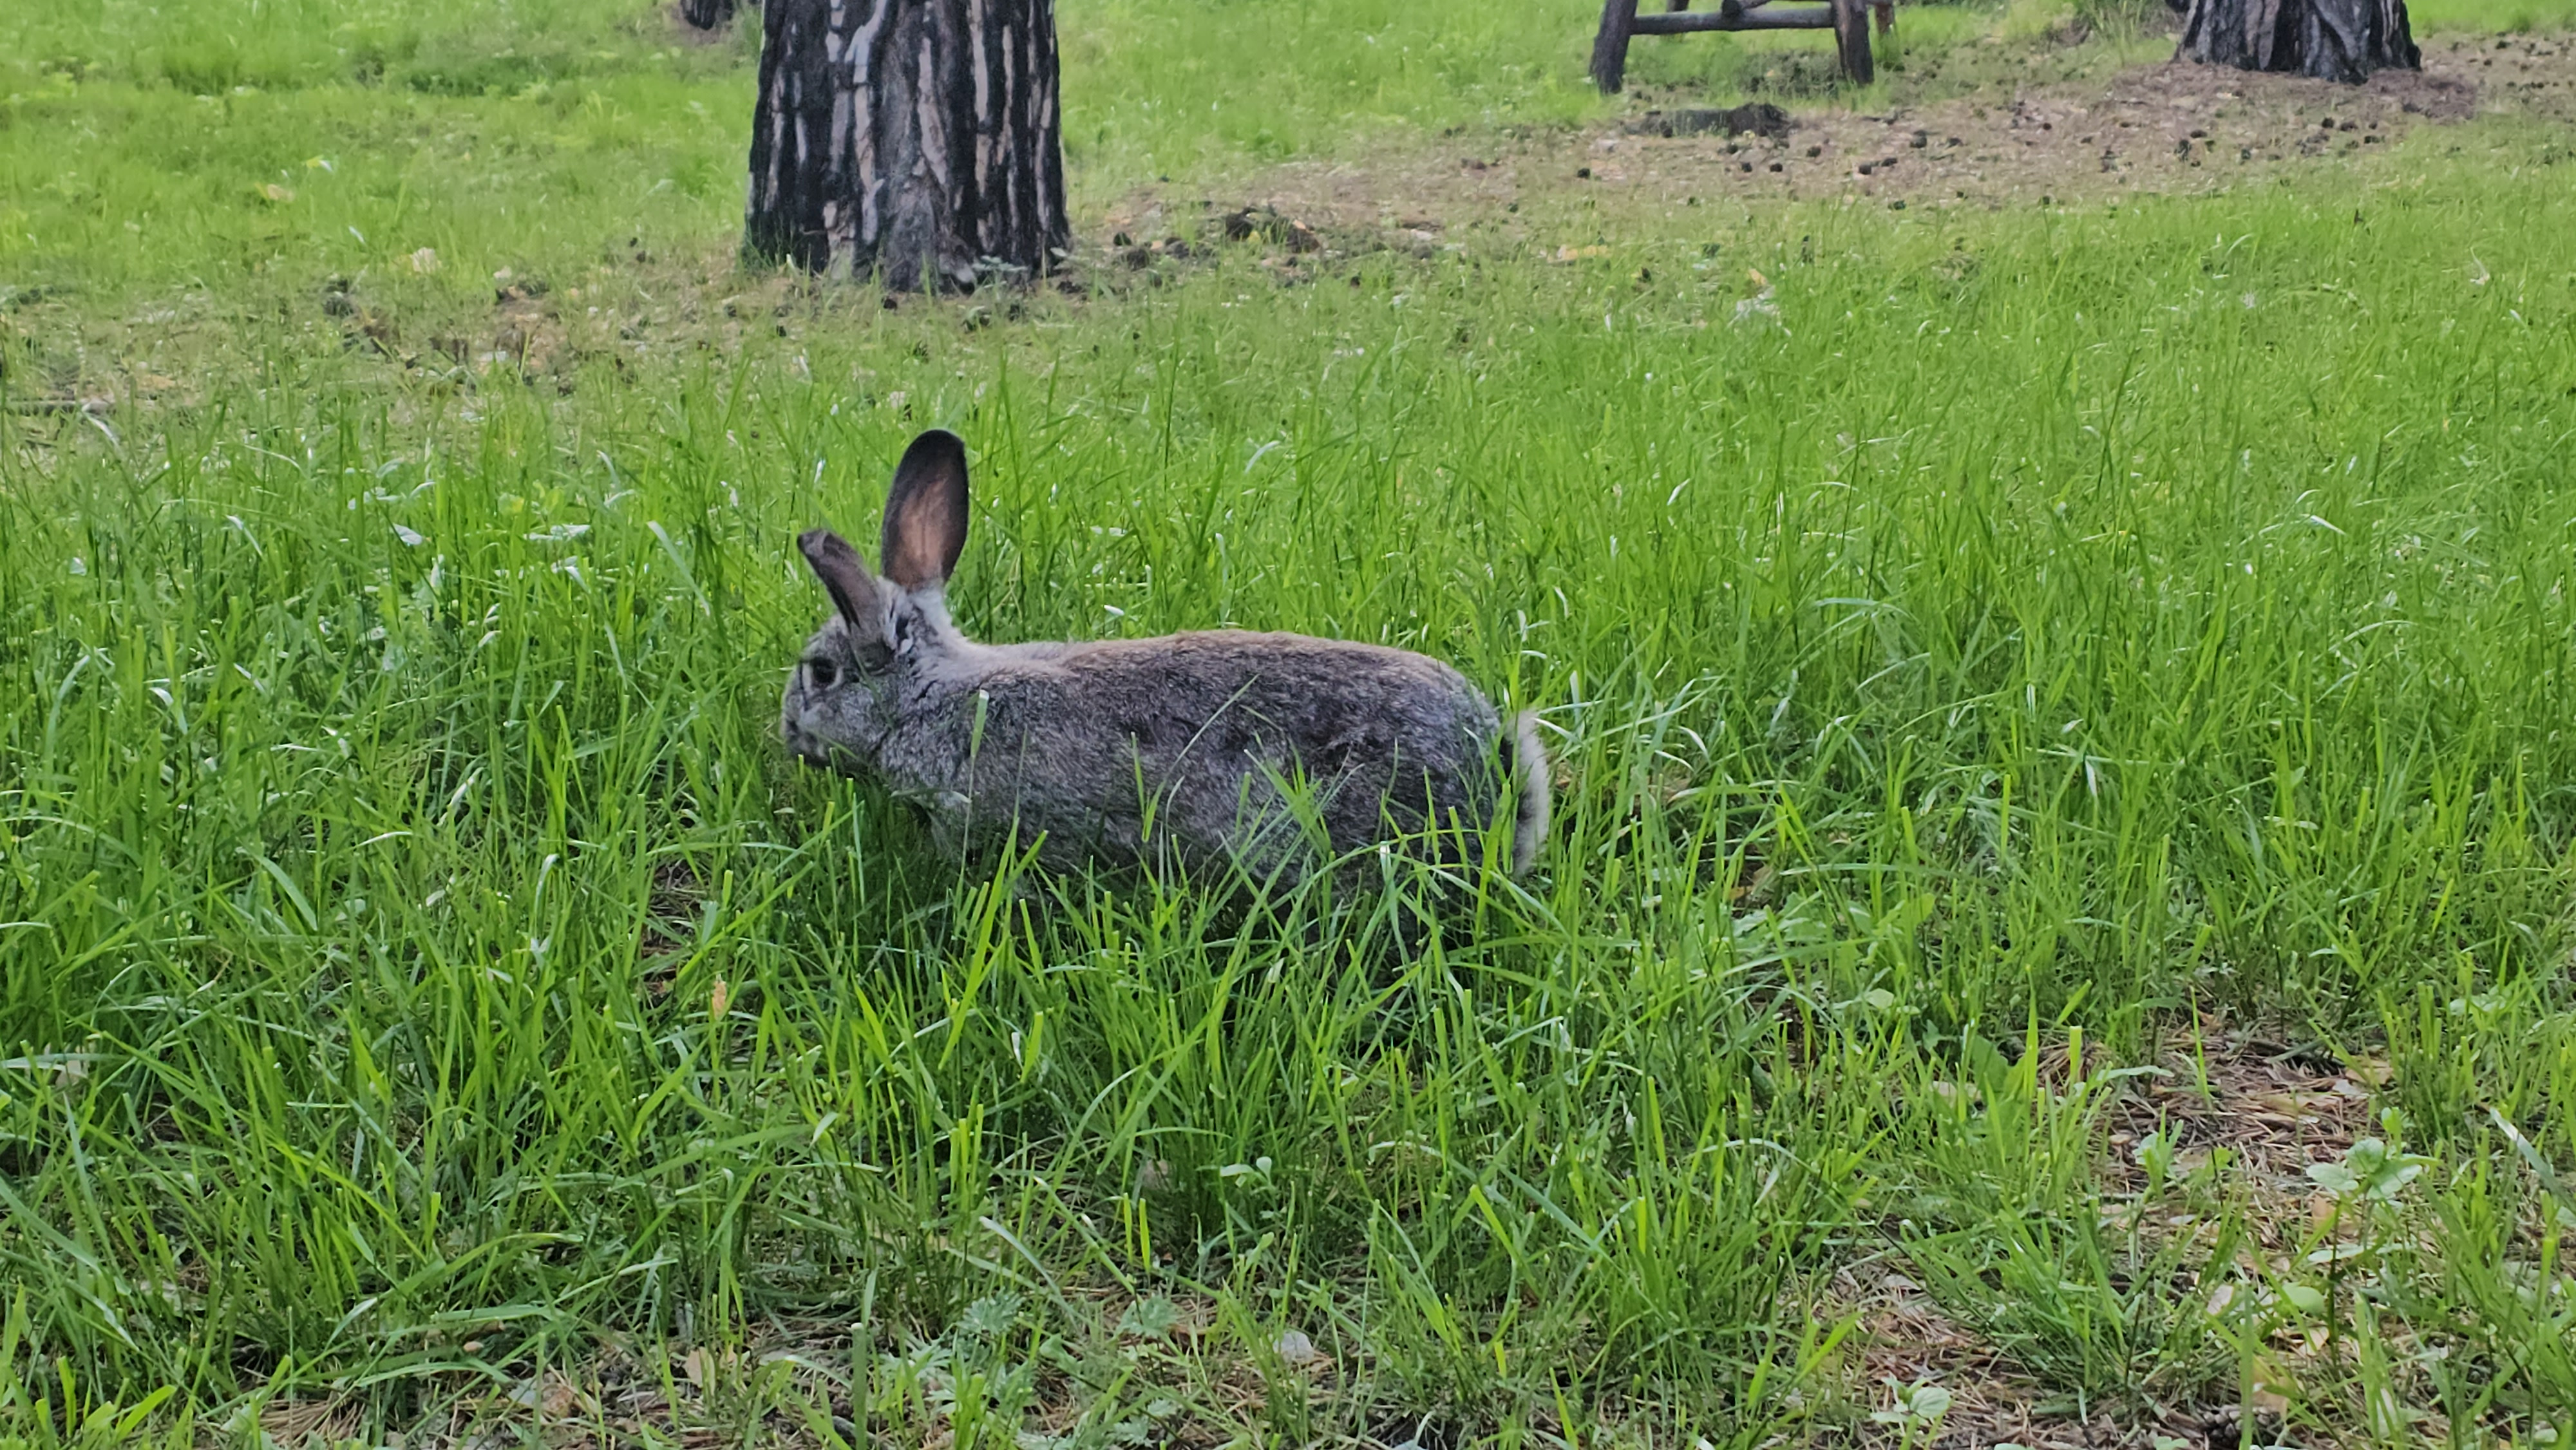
780;429;1548;885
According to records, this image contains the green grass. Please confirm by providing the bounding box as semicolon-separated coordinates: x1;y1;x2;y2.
6;0;2576;1445
2414;0;2576;30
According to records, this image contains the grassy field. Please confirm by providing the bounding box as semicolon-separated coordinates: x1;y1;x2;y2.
7;0;2576;1446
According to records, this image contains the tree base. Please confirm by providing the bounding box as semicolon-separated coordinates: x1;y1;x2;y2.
2177;0;2418;83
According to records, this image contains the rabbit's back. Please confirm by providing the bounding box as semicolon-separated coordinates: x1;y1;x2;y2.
884;630;1508;877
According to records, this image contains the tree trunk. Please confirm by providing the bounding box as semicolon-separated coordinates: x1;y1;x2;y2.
2177;0;2418;82
680;0;739;30
744;0;1069;291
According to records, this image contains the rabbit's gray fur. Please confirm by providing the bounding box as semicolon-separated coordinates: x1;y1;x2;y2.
781;430;1548;883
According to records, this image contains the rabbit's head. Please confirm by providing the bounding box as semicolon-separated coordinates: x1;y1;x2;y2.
781;429;972;773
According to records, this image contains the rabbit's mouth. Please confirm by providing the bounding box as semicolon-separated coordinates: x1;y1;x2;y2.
780;710;874;776
777;697;829;766
780;714;831;764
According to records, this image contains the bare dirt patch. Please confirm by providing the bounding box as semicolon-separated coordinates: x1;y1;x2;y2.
1098;36;2569;254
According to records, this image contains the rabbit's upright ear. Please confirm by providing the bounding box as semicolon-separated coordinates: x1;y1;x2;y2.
880;429;970;593
799;529;886;639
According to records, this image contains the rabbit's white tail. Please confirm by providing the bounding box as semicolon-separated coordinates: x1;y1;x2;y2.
1510;710;1549;876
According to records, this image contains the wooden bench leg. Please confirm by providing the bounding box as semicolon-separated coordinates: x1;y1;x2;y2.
1591;0;1641;93
1832;0;1875;84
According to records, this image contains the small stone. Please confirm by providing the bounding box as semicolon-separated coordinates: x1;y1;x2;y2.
1274;1329;1322;1366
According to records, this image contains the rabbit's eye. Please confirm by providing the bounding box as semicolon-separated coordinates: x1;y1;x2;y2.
806;657;838;689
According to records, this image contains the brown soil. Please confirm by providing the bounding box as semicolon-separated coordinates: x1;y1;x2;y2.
1101;35;2571;256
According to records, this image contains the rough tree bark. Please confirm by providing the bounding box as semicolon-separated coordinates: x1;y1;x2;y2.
2176;0;2418;82
744;0;1068;290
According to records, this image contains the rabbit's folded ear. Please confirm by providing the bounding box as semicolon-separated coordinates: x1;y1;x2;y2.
799;529;888;641
880;429;970;593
